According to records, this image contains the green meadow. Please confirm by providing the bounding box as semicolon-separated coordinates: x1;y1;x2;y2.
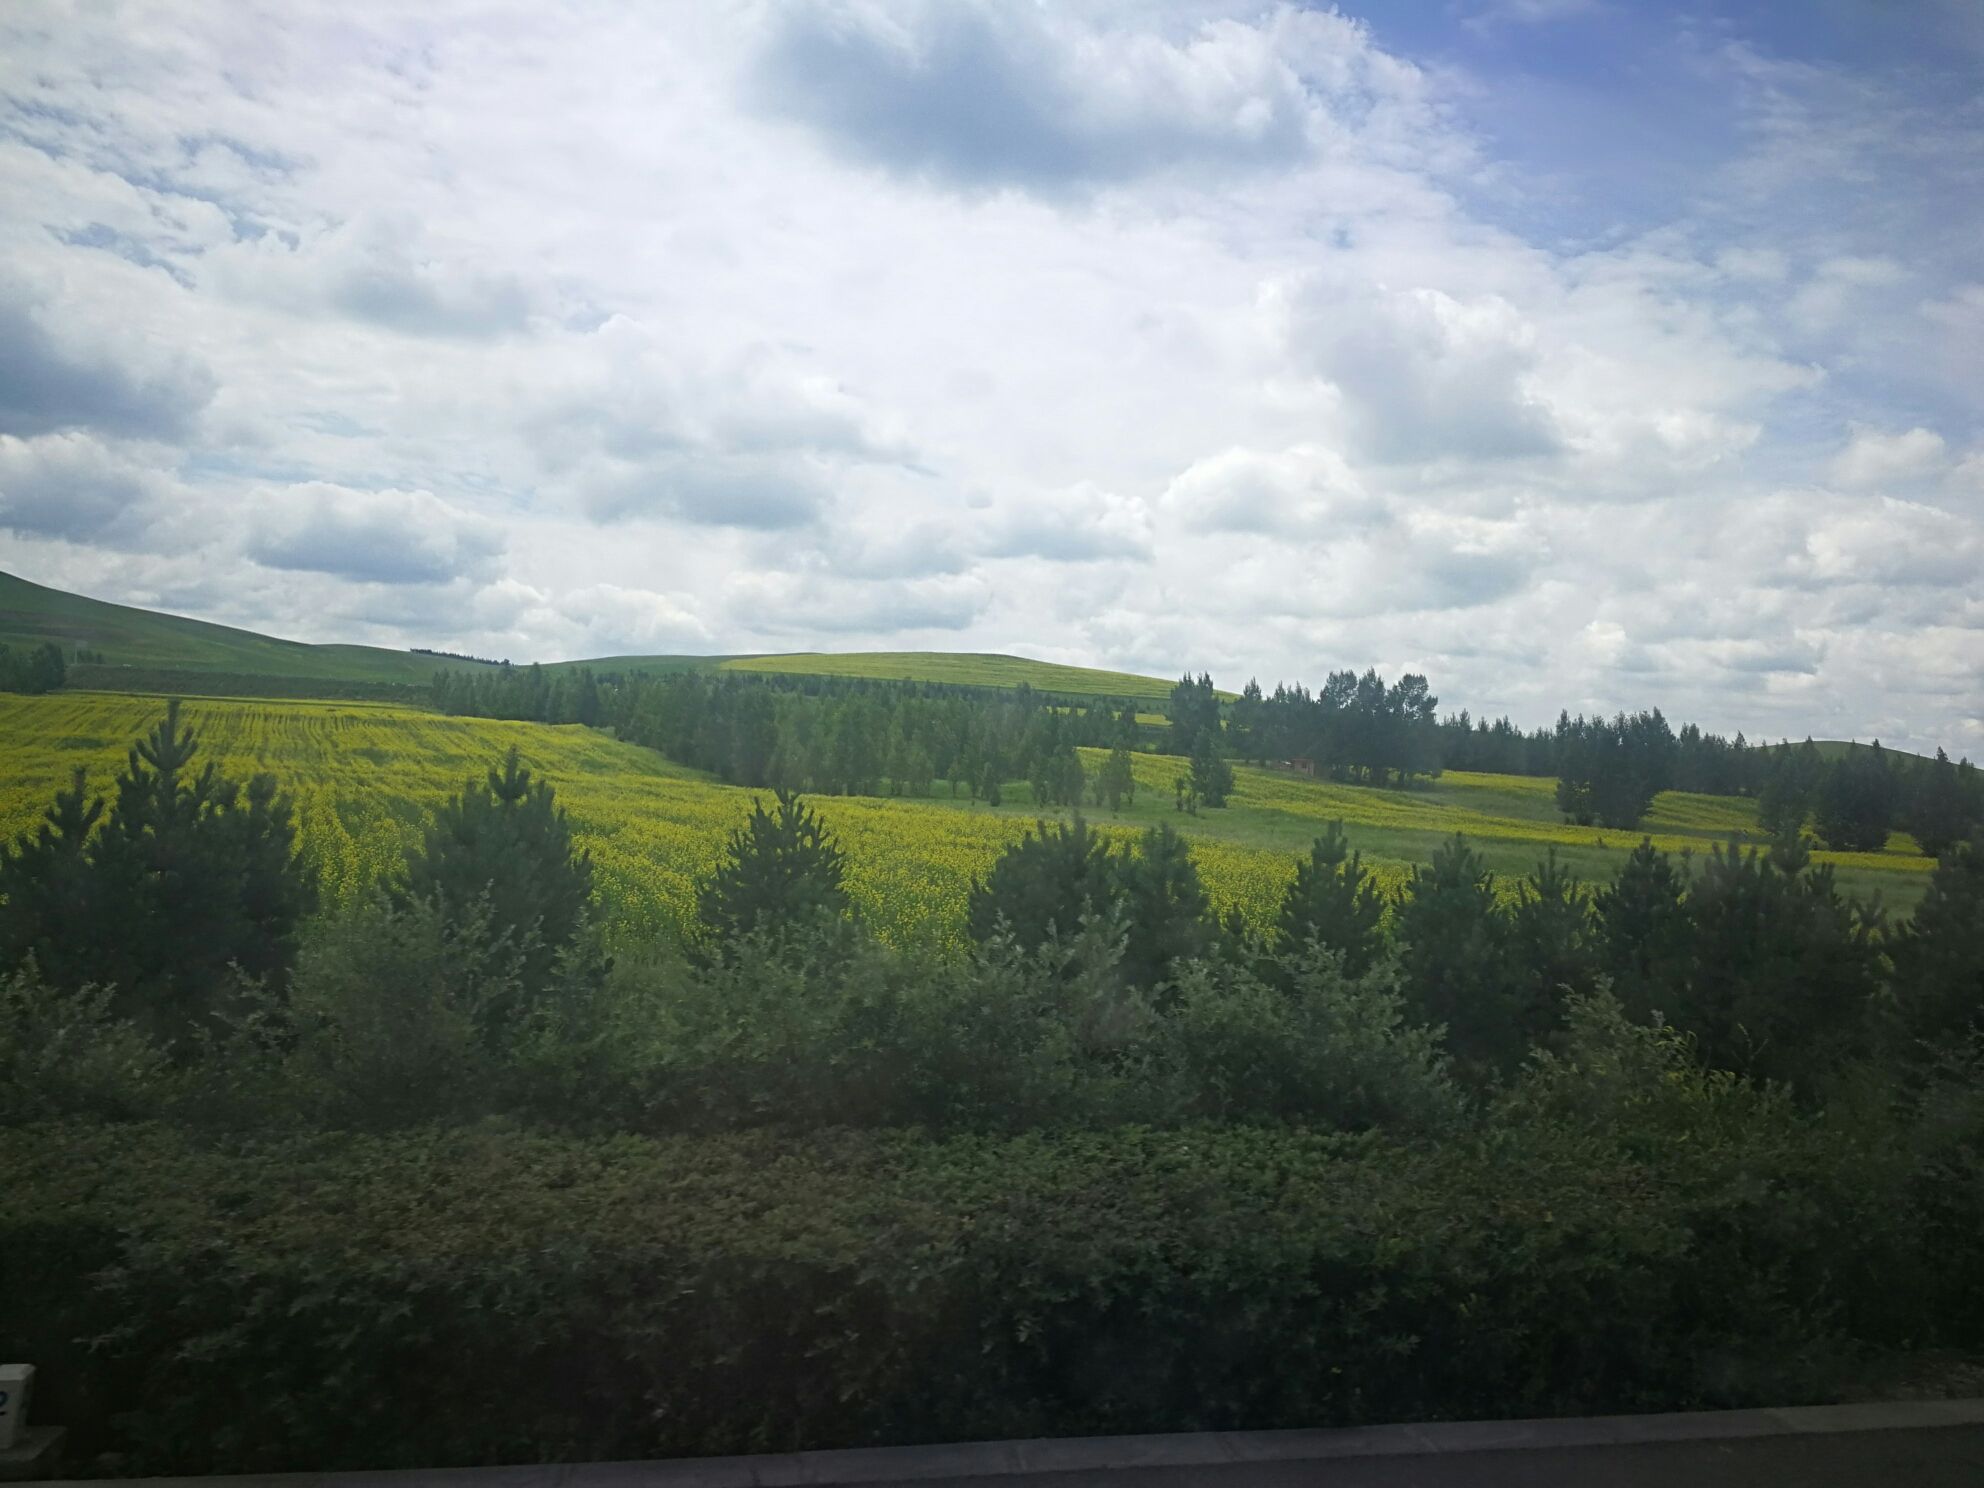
0;692;1933;956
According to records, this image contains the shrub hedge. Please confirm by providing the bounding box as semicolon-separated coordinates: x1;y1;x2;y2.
3;1102;1969;1476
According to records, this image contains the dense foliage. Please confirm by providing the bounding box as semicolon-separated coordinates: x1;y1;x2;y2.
2;704;1982;1477
0;640;65;694
0;700;316;1047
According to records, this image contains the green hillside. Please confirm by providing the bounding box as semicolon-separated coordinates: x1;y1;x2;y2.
716;650;1185;700
0;569;495;686
5;570;1190;702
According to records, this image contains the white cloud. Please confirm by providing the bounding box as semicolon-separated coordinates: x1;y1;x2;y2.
1830;426;1949;488
0;432;186;549
247;484;504;586
0;2;1977;754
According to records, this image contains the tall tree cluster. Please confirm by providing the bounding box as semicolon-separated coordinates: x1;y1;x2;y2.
0;701;316;1046
0;642;66;695
1751;740;1981;855
1553;709;1676;830
1225;669;1443;785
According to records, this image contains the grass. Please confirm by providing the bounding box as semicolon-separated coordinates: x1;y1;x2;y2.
0;569;495;685
0;693;1934;954
4;569;1199;703
714;651;1189;702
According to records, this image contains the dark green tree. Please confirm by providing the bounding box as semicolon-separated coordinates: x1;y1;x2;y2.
1554;710;1674;829
1813;743;1896;852
1230;678;1265;764
1116;823;1219;993
1394;834;1523;1079
1189;731;1235;808
1592;839;1693;1022
1676;839;1880;1087
8;701;317;1045
1903;749;1975;859
1507;849;1599;1043
1756;739;1824;839
392;746;593;990
0;642;66;695
0;767;103;991
1886;830;1984;1046
693;789;848;949
1094;743;1136;812
1273;820;1385;978
1167;672;1220;757
967;814;1117;952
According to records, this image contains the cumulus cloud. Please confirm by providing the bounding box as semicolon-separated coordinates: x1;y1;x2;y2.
1798;496;1981;589
0;291;215;440
1163;446;1380;536
0;432;182;549
984;483;1154;563
1829;426;1950;488
247;484;504;586
561;582;712;654
1788;255;1905;334
749;2;1343;190
527;321;912;530
0;3;1978;752
216;214;537;338
725;571;991;636
1272;275;1560;463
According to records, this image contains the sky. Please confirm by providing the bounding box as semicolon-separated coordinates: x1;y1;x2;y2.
1;1;1980;753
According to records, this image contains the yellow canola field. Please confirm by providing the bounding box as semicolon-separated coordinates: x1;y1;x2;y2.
0;693;1933;951
0;694;1287;949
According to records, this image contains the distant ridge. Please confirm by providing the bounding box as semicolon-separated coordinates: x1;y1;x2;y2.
0;570;1181;702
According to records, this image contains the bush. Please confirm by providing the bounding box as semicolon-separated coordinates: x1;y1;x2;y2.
0;967;174;1125
4;1112;1970;1477
1157;947;1461;1132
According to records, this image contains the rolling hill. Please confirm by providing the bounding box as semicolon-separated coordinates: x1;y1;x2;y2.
0;569;496;686
0;570;1186;702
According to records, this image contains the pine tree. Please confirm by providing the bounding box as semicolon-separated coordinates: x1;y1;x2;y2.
1190;732;1234;808
694;789;848;949
1903;749;1975;859
1813;744;1896;852
1394;834;1523;1079
10;701;318;1045
1116;823;1218;993
0;767;103;990
1507;849;1598;1042
393;746;593;990
967;814;1117;952
1592;839;1692;1022
1887;829;1983;1045
1094;742;1137;813
1677;839;1879;1086
1273;820;1385;978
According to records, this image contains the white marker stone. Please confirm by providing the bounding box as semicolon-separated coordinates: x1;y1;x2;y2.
0;1365;29;1451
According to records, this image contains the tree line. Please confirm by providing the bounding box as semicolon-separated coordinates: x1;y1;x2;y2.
422;661;1982;841
0;641;66;695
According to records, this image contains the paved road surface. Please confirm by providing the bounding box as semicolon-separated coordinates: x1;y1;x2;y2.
24;1400;1984;1488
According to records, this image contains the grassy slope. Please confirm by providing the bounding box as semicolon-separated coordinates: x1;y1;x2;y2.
716;651;1189;701
6;570;1189;700
0;694;1932;956
0;570;494;684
